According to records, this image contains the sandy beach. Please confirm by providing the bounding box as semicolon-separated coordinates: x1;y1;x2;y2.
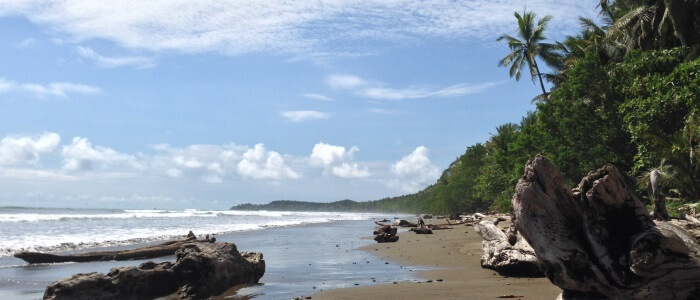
314;219;561;300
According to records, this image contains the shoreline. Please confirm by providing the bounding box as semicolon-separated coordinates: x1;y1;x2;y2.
0;218;419;299
313;219;562;299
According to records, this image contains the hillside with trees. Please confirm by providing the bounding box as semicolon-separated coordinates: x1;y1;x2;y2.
234;1;700;215
364;1;700;215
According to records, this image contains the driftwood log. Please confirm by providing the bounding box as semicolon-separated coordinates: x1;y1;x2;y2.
373;223;399;243
513;156;700;299
43;242;265;300
373;225;398;236
393;219;418;227
374;233;399;243
474;220;542;276
409;227;433;234
15;236;211;264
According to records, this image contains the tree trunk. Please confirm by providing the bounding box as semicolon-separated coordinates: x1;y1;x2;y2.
650;169;671;221
474;220;543;277
15;237;210;264
43;242;265;300
532;58;548;98
512;156;700;299
664;0;689;47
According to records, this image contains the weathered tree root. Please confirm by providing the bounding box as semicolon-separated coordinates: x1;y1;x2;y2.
513;156;700;300
43;242;265;300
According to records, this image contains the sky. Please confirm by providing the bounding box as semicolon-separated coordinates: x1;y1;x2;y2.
0;1;599;209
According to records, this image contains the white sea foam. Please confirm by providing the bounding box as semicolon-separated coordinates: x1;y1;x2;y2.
0;208;386;257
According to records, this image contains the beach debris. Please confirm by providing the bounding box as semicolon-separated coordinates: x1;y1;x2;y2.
374;232;399;243
43;242;265;300
496;295;523;298
513;156;700;300
427;224;453;230
409;227;433;234
373;223;399;243
15;233;216;264
393;219;418;227
474;219;542;277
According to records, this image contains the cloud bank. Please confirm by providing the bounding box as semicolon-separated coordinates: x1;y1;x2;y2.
388;146;440;192
0;1;596;56
326;74;500;100
0;77;100;98
281;110;329;122
309;142;369;178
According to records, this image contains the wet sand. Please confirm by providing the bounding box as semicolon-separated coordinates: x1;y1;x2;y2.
0;219;420;299
314;219;561;300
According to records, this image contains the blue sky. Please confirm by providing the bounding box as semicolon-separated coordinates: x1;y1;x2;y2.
0;1;598;209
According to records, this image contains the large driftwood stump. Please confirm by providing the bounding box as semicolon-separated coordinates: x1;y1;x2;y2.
474;220;542;276
43;242;265;300
513;156;700;299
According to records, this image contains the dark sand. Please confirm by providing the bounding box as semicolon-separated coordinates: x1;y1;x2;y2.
314;219;562;300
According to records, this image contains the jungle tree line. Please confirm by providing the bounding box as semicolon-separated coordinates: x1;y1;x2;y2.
376;0;700;215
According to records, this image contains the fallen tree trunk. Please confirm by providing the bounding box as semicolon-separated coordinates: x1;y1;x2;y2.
409;227;433;234
513;156;700;299
15;237;211;264
393;219;418;227
427;224;453;230
43;242;265;300
374;233;399;243
373;225;397;235
474;220;542;277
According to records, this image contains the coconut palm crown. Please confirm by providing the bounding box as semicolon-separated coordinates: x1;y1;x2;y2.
497;10;562;98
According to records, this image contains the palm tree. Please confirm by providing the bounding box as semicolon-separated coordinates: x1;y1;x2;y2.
637;165;674;220
602;0;700;54
642;115;700;203
497;10;562;98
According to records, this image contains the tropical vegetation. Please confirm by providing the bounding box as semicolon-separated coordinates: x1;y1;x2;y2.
234;1;700;215
374;1;700;215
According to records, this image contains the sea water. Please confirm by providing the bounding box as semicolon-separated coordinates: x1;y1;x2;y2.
0;206;385;256
0;207;425;299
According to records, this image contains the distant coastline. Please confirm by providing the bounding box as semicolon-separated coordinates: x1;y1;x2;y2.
231;199;413;213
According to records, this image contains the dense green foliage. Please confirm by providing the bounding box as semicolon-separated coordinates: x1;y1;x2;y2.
234;3;700;215
376;3;700;214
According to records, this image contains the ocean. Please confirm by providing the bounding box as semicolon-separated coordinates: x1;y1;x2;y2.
0;207;425;299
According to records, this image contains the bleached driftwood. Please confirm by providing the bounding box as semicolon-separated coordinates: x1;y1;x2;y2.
393;219;418;227
513;156;700;300
474;220;542;276
15;236;212;264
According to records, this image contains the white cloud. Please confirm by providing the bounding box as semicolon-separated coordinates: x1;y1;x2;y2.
361;82;502;100
0;168;75;181
327;74;500;101
0;132;61;165
151;143;245;182
332;162;370;178
237;144;299;180
76;46;156;68
309;142;369;178
281;110;329;122
22;82;101;98
301;93;334;101
367;108;404;115
61;137;138;171
0;1;595;56
326;74;367;89
0;77;101;98
389;146;439;192
310;142;357;167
